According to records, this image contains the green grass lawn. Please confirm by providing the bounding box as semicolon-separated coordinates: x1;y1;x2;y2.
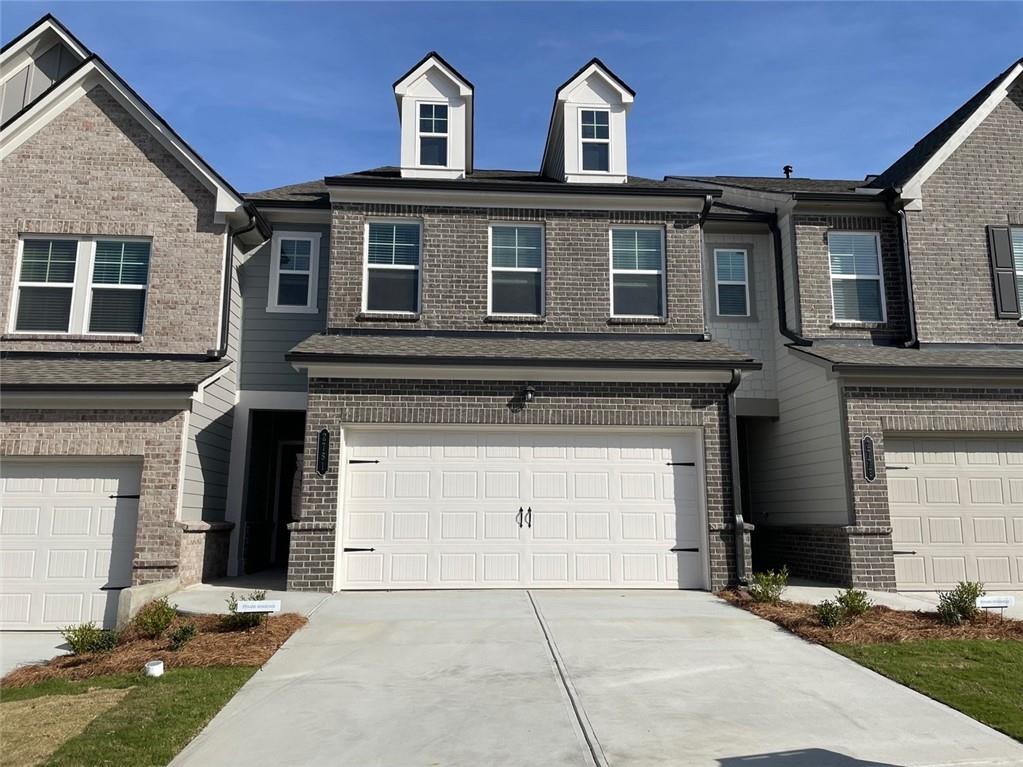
2;666;255;766
832;640;1023;742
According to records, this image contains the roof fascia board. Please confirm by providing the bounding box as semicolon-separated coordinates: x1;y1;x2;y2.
556;60;635;103
393;54;472;97
899;63;1022;208
788;345;1023;379
0;390;194;409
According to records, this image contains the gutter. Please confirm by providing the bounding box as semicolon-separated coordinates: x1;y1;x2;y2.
885;196;919;348
210;205;267;359
770;213;812;346
725;368;750;585
285;351;761;371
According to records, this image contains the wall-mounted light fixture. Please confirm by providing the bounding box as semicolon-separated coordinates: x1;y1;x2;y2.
522;385;536;403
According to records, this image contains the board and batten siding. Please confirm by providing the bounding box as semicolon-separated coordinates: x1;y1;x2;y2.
238;223;329;392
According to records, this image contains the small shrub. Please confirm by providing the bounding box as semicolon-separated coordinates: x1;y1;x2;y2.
937;581;985;625
836;588;872;618
61;622;119;655
168;621;198;651
133;597;177;639
222;590;268;631
748;567;789;604
814;599;844;628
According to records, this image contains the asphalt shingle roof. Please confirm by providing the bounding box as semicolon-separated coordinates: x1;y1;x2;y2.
288;331;760;370
675;176;866;195
1;356;232;390
793;344;1023;372
244;179;331;207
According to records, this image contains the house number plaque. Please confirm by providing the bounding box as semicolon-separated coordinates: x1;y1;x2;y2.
861;436;876;483
316;429;330;475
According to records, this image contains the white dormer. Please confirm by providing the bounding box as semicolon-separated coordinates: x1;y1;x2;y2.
541;59;634;184
393;52;473;179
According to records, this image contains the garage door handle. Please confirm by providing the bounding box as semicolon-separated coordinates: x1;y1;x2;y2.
526;507;532;528
516;507;523;528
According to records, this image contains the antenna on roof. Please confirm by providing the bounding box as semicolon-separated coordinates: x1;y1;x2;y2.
783;165;793;179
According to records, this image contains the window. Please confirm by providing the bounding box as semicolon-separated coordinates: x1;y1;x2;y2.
365;221;421;313
610;228;665;317
580;109;610;172
714;249;749;317
489;225;543;316
828;232;885;323
1013;229;1023;311
268;232;320;313
418;103;448;167
11;236;150;335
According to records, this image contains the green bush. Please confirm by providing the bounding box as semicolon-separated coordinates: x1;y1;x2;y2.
937;581;985;626
61;622;119;655
168;621;198;651
133;597;177;639
836;588;872;618
222;590;268;631
814;599;844;628
748;567;789;604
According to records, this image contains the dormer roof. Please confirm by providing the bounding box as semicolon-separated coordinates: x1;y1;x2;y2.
554;57;635;102
393;51;474;101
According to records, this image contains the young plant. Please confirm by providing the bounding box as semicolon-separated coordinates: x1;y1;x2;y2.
814;599;844;628
61;622;119;655
835;588;872;618
747;567;789;604
222;590;269;630
937;581;985;625
133;597;177;639
168;621;198;651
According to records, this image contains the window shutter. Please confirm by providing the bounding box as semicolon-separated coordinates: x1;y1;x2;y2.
987;226;1021;319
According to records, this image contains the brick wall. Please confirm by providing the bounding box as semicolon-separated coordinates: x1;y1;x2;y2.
906;81;1023;343
793;214;907;341
289;378;744;591
753;525;893;589
0;407;189;585
328;204;704;333
0;85;226;354
178;521;233;586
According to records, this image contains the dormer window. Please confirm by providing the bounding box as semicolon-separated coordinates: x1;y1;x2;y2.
580;110;610;172
418;103;448;167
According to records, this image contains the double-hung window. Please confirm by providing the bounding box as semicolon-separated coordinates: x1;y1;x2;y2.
610;227;665;318
828;232;885;323
418;103;448;167
364;221;421;313
489;225;544;316
12;236;150;335
580;109;610;172
714;249;750;317
268;232;320;313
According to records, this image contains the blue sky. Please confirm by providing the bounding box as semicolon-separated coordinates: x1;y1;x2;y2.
5;2;1021;192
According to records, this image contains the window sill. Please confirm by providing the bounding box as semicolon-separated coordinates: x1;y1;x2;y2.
356;312;420;323
2;333;143;343
830;321;886;330
607;316;668;326
485;315;546;325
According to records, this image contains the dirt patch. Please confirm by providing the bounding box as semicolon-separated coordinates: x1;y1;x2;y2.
719;590;1023;644
1;614;306;688
1;686;131;767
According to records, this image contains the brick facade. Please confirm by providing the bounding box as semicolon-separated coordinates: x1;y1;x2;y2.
793;214;907;340
0;85;226;354
178;521;233;586
906;81;1023;344
329;203;705;333
289;378;746;591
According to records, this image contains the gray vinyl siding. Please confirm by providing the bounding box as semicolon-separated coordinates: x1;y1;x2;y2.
238;224;328;392
746;343;850;526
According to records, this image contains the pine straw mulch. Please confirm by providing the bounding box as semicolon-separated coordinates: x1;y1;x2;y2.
719;589;1023;645
1;613;307;688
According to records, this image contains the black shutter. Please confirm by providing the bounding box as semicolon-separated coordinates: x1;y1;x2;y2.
987;226;1021;319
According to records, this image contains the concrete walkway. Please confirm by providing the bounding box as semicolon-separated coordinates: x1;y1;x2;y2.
172;590;1023;767
170;571;330;617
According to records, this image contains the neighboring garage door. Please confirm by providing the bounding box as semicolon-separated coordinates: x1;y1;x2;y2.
339;429;705;589
0;461;140;629
887;436;1023;590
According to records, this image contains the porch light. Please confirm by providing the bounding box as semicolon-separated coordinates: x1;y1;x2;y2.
523;385;536;403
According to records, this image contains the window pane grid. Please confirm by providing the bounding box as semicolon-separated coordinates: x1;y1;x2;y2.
368;223;421;267
19;239;77;284
418;103;448;135
93;240;150;286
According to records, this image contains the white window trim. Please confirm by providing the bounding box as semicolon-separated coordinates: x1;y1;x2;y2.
579;107;611;175
827;230;887;324
267;230;321;314
1013;228;1023;302
609;225;667;319
416;100;449;168
713;248;750;318
487;223;545;317
362;219;423;315
8;234;151;336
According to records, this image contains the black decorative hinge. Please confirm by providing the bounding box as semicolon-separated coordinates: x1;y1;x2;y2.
343;547;377;553
892;550;917;556
666;462;696;467
108;494;140;499
348;459;380;465
99;585;127;591
671;547;699;553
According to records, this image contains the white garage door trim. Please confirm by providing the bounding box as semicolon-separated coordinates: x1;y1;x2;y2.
333;426;709;591
887;435;1023;590
0;459;141;630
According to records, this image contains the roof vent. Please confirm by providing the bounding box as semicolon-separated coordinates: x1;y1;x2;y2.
782;165;793;179
863;174;879;183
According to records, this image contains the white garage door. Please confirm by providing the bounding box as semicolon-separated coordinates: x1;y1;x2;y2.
0;461;140;629
339;429;705;589
887;436;1023;590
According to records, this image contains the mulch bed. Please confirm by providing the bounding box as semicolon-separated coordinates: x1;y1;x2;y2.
1;613;307;688
719;589;1023;644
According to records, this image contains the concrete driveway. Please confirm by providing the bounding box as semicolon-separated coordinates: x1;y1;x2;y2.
0;632;67;677
172;590;1023;767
